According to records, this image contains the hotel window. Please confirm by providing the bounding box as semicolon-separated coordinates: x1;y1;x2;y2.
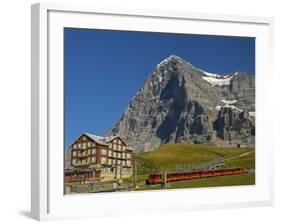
88;149;91;154
122;146;126;151
101;149;107;155
92;149;96;154
117;160;121;165
108;159;112;164
122;153;125;159
113;139;117;143
117;153;121;158
92;142;96;147
88;142;91;147
83;142;87;149
109;143;112;148
118;145;121;150
78;143;82;148
83;136;87;140
72;151;77;156
127;161;131;166
118;140;121;144
108;150;112;156
113;152;116;157
72;159;77;164
122;161;125;166
101;157;107;164
124;168;128;174
103;168;110;174
87;157;91;163
73;144;77;149
91;157;96;163
113;144;116;150
126;153;131;159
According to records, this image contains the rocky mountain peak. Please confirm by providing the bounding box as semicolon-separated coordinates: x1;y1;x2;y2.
156;55;194;71
157;55;184;65
107;56;255;152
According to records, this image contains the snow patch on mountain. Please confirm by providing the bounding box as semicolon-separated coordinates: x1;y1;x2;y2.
216;105;222;111
222;99;237;105
249;111;255;117
202;75;234;86
200;69;220;78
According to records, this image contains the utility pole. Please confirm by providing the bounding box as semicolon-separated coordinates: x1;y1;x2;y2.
131;158;134;189
119;162;123;186
133;158;137;188
161;165;166;189
90;170;95;192
163;170;167;189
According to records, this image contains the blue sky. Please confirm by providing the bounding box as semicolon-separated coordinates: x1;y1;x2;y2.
64;28;255;147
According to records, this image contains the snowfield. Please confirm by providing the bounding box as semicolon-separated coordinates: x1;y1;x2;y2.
222;99;238;105
199;69;220;78
202;75;234;86
249;111;255;117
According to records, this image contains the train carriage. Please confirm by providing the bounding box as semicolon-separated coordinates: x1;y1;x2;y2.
146;167;247;185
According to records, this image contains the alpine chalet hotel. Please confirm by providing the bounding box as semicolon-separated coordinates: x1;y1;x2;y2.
65;133;133;183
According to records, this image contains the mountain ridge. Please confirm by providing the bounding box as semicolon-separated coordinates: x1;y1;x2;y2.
107;55;255;152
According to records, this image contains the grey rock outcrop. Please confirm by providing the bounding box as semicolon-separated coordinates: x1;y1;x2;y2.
219;72;255;112
213;107;255;147
107;55;255;151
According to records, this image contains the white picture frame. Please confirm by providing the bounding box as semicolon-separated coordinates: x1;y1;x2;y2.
31;2;274;221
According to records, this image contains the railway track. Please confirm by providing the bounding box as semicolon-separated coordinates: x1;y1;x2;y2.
146;150;254;185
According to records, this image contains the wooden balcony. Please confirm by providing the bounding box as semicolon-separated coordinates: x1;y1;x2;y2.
73;162;90;166
77;154;89;158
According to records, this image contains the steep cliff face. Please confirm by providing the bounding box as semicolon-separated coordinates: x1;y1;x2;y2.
219;72;255;112
107;55;255;151
213;108;255;147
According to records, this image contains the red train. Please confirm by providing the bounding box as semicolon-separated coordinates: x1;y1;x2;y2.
146;167;247;185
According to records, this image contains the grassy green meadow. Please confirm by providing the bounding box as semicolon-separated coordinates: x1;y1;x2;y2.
132;143;255;190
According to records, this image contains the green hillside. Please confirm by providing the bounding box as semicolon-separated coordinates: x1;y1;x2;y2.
134;144;255;175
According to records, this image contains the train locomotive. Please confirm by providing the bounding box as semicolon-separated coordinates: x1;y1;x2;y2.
146;167;247;185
